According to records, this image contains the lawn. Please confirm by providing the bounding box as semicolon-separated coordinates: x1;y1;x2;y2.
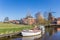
0;23;33;34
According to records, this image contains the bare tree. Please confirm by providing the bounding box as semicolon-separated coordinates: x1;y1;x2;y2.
35;12;45;25
4;17;9;23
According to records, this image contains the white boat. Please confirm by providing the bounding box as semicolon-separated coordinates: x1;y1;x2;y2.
21;30;41;36
39;25;45;34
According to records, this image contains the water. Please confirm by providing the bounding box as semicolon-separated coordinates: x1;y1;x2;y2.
11;35;41;40
0;35;41;40
0;31;60;40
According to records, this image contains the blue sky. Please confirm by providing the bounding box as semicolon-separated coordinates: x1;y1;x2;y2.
0;0;60;21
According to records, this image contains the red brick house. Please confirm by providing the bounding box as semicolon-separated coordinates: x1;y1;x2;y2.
57;17;60;25
52;17;60;25
9;20;20;24
21;15;36;25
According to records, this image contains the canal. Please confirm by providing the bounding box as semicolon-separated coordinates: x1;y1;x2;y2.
0;30;60;40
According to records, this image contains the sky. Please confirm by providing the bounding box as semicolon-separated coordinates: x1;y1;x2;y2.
0;0;60;21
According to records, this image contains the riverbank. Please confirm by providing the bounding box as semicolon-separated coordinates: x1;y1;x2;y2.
0;23;33;35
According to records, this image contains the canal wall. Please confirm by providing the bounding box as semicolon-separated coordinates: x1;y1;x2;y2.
0;31;21;38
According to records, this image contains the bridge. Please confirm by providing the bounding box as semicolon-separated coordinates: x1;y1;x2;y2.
45;24;60;31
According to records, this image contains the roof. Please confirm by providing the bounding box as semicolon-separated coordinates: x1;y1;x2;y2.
25;15;33;19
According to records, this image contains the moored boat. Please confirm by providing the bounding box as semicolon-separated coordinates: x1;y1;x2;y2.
21;30;41;36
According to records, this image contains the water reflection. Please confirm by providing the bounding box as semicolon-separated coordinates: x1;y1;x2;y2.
41;31;60;40
11;35;41;40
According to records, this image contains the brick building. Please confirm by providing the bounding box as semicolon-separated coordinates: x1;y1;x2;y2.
9;20;20;24
20;15;36;25
52;17;60;25
57;17;60;25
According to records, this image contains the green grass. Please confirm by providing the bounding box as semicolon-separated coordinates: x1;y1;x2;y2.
0;23;33;34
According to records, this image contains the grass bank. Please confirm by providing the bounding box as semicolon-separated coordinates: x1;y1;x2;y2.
0;23;33;34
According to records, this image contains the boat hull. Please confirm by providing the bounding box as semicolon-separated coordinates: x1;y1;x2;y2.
21;30;41;36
